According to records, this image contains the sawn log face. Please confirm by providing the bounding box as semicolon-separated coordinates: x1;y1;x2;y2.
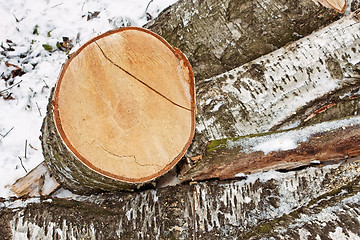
41;89;142;194
41;27;196;193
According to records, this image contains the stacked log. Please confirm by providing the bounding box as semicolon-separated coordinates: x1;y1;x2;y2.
41;27;196;194
3;1;360;239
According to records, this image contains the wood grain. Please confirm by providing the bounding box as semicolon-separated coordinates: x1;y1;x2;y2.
50;27;195;185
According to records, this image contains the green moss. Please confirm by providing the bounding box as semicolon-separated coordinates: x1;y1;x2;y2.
205;128;296;154
206;138;236;152
242;219;279;239
42;44;53;52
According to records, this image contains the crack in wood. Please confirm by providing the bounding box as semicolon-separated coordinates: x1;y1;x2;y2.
94;41;192;112
95;141;162;168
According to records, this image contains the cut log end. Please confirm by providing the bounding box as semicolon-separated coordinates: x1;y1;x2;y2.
42;27;196;193
313;0;346;13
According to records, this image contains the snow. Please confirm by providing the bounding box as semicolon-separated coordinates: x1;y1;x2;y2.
234;172;245;178
254;137;298;154
0;0;177;198
244;170;283;183
228;116;360;154
310;160;321;165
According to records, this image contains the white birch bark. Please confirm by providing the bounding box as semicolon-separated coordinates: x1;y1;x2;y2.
1;159;360;239
190;12;360;155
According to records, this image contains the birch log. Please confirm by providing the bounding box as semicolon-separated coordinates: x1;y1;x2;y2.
188;12;360;156
181;116;360;182
145;0;341;82
41;27;196;194
3;2;360;239
2;158;360;239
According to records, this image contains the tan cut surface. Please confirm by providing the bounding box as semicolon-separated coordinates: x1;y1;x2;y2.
313;0;346;12
53;28;195;182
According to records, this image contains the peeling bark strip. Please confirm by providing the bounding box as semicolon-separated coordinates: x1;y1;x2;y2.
189;12;360;156
145;0;341;82
1;159;360;239
11;162;60;198
181;116;360;182
41;27;196;194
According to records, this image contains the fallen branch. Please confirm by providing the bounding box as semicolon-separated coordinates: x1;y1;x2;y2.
17;156;27;173
181;116;360;182
0;80;22;94
0;127;14;139
24;140;27;159
35;102;42;117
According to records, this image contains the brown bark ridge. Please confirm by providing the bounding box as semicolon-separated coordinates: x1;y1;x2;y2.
188;12;360;156
145;0;341;83
352;0;360;11
41;27;196;194
181;116;360;182
2;158;360;239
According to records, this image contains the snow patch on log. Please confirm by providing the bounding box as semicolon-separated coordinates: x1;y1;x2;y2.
0;198;52;210
227;115;360;154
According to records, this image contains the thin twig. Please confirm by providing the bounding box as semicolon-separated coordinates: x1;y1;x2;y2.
145;0;154;13
0;126;14;139
29;144;38;151
25;140;27;159
50;3;63;9
18;156;28;173
35;102;42;117
12;13;19;22
0;80;23;94
42;79;49;88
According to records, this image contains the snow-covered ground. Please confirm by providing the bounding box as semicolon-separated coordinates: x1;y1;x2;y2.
0;0;177;198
